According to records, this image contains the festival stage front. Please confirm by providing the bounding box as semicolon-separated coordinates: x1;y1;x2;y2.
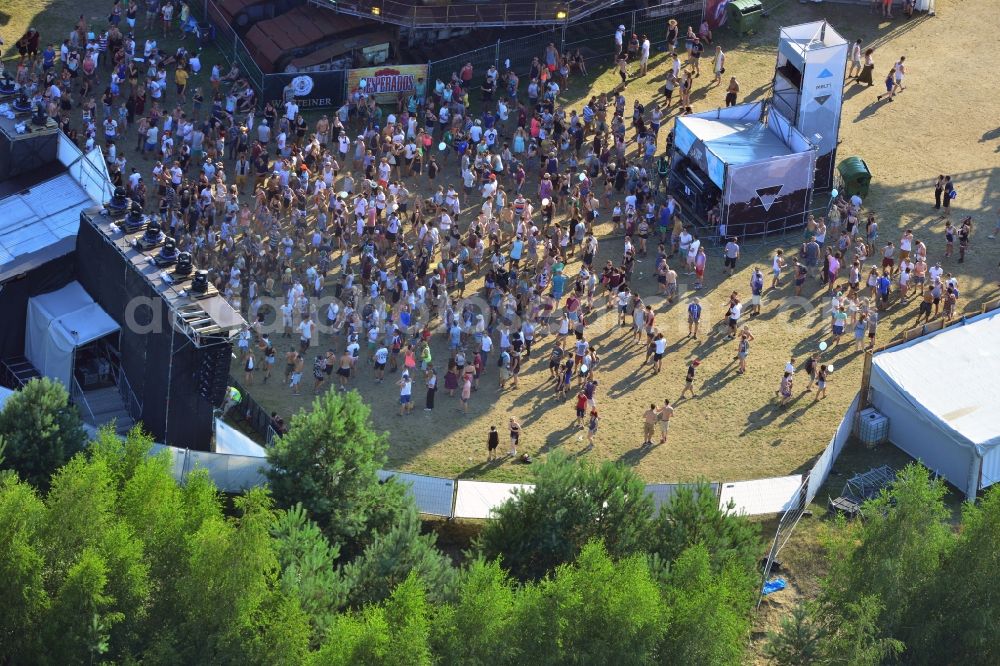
669;102;816;239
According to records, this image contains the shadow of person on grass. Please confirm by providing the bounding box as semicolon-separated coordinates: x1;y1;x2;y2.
617;443;655;467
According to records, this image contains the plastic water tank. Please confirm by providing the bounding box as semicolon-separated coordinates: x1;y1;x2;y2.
857;407;889;447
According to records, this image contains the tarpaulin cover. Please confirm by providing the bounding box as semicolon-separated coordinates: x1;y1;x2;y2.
25;281;119;388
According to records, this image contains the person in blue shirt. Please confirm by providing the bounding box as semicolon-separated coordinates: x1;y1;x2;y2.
876;271;892;310
687;297;702;338
42;44;56;71
510;235;524;265
551;268;567;300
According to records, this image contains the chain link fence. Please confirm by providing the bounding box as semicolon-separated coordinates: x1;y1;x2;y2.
427;3;704;86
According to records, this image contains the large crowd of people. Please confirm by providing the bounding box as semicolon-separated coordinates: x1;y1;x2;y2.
1;1;976;456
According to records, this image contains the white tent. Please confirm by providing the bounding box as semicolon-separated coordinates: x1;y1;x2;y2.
869;310;1000;498
25;281;120;388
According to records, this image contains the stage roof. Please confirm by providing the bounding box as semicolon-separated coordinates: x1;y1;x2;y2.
680;117;794;166
0;172;91;283
780;20;848;55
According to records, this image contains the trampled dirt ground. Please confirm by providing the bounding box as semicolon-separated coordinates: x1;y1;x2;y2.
5;0;998;484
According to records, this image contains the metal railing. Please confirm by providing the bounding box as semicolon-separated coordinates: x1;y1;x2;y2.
427;3;703;91
308;0;623;28
112;364;143;425
201;0;268;92
70;376;97;426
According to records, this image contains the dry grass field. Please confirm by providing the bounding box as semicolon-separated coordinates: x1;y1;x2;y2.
5;0;998;485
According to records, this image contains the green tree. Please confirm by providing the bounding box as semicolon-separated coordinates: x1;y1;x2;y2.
820;464;951;644
904;484;1000;664
478;452;655;579
167;487;311;664
266;391;408;555
271;503;349;636
652;482;761;576
0;473;47;661
512;540;666;664
0;377;85;489
660;544;754;666
764;603;828;666
316;574;432;666
429;558;516;665
341;504;456;608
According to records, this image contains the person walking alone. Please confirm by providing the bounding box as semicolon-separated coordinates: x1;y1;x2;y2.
424;365;437;411
487;425;499;461
508;416;522;457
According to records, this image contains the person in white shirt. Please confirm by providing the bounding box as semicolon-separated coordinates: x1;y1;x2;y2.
848;38;863;79
614;24;625;60
640;36;651;76
713;46;726;85
284;99;299;121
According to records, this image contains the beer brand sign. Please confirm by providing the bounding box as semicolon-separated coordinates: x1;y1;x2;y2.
347;64;429;104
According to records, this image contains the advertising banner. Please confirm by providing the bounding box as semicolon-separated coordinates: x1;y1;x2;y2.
262;70;346;110
347;64;429;104
723;150;815;236
797;39;847;189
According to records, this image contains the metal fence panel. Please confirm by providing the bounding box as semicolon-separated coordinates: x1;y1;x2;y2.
719;475;804;516
805;392;861;505
427;44;499;92
377;470;456;517
645;481;722;513
497;28;562;78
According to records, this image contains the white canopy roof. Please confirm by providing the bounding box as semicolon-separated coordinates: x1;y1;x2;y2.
25;281;120;388
870;309;1000;496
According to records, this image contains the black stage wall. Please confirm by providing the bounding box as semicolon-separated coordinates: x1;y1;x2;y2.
0;126;60;181
76;214;226;449
0;257;77;364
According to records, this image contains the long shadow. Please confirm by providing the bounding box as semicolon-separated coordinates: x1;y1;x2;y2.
843;80;876;101
741;401;781;435
460;457;507;478
538;421;581;457
853;97;890;124
617;443;655;467
981;127;1000;144
607;367;652;397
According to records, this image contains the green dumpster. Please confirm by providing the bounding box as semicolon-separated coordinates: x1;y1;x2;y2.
837;157;872;198
728;0;763;35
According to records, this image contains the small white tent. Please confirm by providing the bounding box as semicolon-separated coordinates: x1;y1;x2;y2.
869;309;1000;498
25;281;120;389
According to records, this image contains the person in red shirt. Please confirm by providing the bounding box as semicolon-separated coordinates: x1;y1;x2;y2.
575;390;589;427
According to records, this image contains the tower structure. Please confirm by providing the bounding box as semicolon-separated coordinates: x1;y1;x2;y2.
770;21;848;190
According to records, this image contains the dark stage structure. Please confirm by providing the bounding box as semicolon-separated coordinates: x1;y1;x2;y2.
76;210;246;450
668;20;848;238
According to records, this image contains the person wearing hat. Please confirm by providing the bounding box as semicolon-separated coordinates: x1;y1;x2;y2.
614;24;626;61
666;18;679;52
681;359;700;398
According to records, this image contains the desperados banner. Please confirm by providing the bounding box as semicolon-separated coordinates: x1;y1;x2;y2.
347;64;429;104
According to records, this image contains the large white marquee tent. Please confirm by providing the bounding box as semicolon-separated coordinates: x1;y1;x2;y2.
868;309;1000;497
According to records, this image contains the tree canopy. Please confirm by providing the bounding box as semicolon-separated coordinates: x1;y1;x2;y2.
0;377;85;489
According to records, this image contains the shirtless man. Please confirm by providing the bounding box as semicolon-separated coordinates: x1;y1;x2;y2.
284;347;299;384
289;352;305;396
642;404;658;447
657;399;674;445
337;350;353;391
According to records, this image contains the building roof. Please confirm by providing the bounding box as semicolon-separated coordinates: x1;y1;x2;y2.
872;309;1000;452
0;172;96;283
